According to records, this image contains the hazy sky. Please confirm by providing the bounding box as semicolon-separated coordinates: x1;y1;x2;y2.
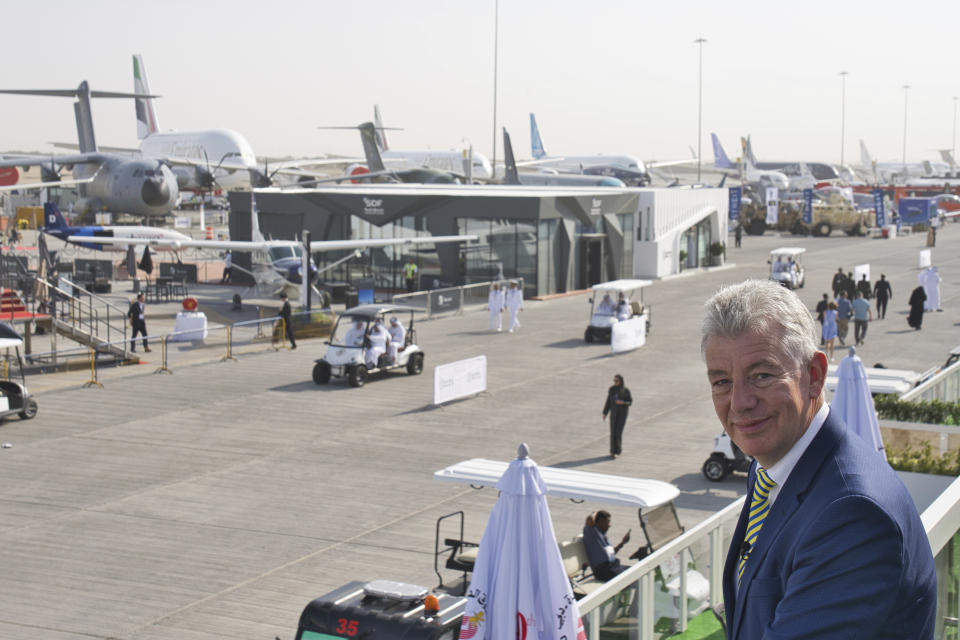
2;0;959;169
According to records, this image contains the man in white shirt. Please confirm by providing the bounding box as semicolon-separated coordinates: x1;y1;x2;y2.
387;316;405;363
504;280;523;333
365;318;390;368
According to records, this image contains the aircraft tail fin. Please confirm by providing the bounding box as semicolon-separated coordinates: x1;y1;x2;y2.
529;113;546;159
939;149;955;165
133;54;160;139
43;202;68;230
502;128;521;185
859;140;872;168
250;192;266;244
716;173;727;188
922;160;934;176
711;133;735;169
74;81;98;153
358;122;387;172
373;104;389;151
743;135;759;167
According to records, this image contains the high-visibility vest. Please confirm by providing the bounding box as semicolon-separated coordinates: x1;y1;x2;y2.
404;263;417;279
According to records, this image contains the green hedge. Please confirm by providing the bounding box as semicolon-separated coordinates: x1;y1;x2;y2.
874;395;960;426
886;442;960;476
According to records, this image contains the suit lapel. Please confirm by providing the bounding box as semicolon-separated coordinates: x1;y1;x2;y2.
729;413;845;638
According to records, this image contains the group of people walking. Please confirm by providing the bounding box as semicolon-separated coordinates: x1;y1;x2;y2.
486;280;524;332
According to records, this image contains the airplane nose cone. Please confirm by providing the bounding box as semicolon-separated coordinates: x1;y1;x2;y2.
141;178;171;207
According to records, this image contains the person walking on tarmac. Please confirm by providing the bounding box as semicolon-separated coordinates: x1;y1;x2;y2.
220;250;233;284
873;273;892;319
602;374;632;458
487;282;505;331
403;258;418;292
505;280;523;332
127;292;151;353
279;291;296;349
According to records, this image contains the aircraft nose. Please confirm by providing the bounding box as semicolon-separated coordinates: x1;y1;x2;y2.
141;177;171;207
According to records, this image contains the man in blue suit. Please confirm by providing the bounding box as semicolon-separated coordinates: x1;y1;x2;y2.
702;280;936;639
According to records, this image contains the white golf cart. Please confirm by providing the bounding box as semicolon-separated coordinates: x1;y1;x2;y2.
768;247;806;290
0;323;38;421
584;279;652;344
312;304;423;388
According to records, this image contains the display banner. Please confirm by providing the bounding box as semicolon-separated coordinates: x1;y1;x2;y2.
434;355;487;405
610;316;646;353
802;189;813;225
728;187;741;220
872;189;885;227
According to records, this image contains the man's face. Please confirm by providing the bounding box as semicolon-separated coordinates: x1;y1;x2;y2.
595;515;611;533
705;330;826;468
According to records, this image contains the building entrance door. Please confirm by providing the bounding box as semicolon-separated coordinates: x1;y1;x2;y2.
580;236;604;288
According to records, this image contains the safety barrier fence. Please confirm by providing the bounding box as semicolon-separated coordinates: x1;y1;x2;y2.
392;278;524;320
577;474;960;640
23;309;325;385
902;359;960;404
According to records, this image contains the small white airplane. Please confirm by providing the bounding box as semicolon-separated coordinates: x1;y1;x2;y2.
858;140;953;184
42;195;475;308
373;105;493;182
710;133;790;191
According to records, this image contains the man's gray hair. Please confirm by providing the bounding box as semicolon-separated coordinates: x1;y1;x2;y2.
701;279;818;368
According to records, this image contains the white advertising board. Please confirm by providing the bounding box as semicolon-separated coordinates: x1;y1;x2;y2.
919;249;932;268
610;315;646;354
174;216;191;229
434;355;487;405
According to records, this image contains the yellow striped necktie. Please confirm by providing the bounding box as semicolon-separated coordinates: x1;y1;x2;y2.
737;467;777;583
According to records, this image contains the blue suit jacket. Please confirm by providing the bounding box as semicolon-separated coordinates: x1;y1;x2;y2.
723;411;936;639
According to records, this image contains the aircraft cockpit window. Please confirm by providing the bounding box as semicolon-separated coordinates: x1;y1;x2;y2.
268;246;296;262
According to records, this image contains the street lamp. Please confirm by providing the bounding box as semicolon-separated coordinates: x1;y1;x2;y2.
490;0;499;181
694;37;707;183
902;85;910;172
839;71;848;168
953;96;958;171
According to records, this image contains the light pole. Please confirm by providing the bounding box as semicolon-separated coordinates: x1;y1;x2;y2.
953;96;958;171
902;85;910;172
839;71;848;168
490;0;499;181
694;37;707;183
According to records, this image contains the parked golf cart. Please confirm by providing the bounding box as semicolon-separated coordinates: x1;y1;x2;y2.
0;323;38;422
313;305;423;388
702;432;752;481
584;279;652;343
768;247;805;290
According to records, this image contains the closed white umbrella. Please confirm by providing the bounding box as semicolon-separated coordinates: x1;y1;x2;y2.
831;347;884;452
460;444;585;640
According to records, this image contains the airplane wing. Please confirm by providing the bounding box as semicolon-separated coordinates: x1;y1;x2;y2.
62;234;477;253
51;141;140;154
0;153;107;168
0;164;104;192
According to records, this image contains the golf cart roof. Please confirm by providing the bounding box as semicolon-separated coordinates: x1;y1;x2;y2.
769;247;806;258
434;458;679;509
339;304;418;319
591;279;653;293
0;323;23;349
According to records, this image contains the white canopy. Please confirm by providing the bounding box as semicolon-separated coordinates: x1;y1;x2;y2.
591;279;653;293
826;364;919;396
434;458;679;509
769;247;806;258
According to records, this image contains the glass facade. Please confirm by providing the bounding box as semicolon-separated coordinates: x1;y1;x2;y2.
458;218;537;297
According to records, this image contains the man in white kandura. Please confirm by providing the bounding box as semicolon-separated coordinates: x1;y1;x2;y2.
365;318;390;368
488;282;505;331
387;316;405;363
505;280;524;333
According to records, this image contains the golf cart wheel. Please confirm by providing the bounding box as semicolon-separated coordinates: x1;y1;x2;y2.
407;352;424;375
584;328;594;343
702;458;728;482
816;222;832;237
19;398;38;420
312;362;331;385
348;365;368;387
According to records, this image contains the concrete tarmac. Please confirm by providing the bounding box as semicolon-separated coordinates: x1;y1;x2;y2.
0;224;956;639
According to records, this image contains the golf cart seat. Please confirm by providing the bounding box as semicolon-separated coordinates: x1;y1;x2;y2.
630;301;643;316
559;536;605;598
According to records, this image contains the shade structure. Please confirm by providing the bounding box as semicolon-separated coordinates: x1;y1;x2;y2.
831;347;884;452
460;444;586;640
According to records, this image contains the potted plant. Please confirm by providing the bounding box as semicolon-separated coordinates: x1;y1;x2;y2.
679;249;688;271
708;241;725;266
